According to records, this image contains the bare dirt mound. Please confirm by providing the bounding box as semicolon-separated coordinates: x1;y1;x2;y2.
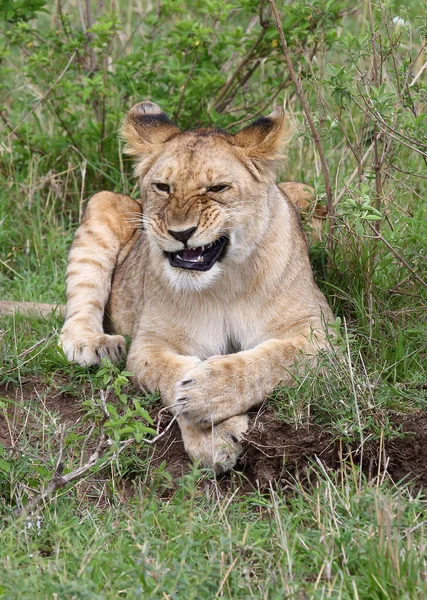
147;407;341;490
385;412;427;488
1;380;427;492
148;406;427;491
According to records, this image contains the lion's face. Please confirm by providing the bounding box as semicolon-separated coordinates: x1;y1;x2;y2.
122;102;291;291
140;136;270;291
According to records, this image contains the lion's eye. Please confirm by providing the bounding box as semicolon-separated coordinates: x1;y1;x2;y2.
208;184;229;193
154;182;170;193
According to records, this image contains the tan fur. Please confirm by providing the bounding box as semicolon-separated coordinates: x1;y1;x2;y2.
0;301;65;318
59;101;333;472
278;182;326;242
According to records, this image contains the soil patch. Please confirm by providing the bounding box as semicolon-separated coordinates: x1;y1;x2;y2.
1;380;427;493
385;412;427;488
0;379;83;447
147;405;427;492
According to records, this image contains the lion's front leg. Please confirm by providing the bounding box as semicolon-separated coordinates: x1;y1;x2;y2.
126;338;249;472
60;192;141;366
176;335;322;426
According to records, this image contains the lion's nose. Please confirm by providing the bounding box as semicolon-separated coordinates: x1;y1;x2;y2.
168;226;197;244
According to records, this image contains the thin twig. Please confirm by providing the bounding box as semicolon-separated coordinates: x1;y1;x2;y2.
334;142;375;206
210;26;267;113
367;1;384;234
17;335;53;359
409;61;427;87
0;111;46;155
224;76;290;129
84;0;96;72
174;52;199;121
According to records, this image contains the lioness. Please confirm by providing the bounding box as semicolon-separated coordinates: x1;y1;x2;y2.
59;101;333;472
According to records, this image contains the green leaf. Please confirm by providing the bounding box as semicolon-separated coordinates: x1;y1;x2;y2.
0;458;11;473
364;214;382;221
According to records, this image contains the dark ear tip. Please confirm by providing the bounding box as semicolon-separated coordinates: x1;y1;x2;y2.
243;106;285;134
129;101;163;118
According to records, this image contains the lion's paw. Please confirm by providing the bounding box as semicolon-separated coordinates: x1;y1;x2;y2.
181;414;249;474
175;356;240;426
59;330;126;366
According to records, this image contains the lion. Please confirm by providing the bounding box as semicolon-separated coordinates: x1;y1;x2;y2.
3;101;334;472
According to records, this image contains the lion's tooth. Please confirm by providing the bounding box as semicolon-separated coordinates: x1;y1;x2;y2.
196;256;204;263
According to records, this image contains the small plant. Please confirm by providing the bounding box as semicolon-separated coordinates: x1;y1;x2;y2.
93;359;157;445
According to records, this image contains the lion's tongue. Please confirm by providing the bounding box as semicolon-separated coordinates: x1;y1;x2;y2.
180;247;204;263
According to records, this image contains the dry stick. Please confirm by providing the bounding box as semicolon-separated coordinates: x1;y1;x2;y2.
1;53;76;147
367;0;383;235
269;0;334;257
17;334;53;359
215;556;240;598
84;0;96;72
16;392;182;516
409;61;427;87
16;403;109;517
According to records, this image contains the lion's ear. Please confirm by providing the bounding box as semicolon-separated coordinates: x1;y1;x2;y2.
121;101;180;176
233;107;292;180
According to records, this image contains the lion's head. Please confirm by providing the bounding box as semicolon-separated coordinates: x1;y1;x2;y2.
121;101;291;291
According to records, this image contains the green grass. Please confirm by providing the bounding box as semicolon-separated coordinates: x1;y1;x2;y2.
1;0;427;597
0;467;426;599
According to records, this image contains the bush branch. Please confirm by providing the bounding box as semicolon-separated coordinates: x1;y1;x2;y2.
269;0;334;255
1;52;76;147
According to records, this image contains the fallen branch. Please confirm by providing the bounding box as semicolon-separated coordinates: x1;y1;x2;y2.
16;391;182;516
18;334;54;359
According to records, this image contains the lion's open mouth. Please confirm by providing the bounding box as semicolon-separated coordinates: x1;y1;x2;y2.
167;236;229;271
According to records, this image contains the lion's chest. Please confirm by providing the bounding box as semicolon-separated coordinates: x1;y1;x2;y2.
181;299;268;359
